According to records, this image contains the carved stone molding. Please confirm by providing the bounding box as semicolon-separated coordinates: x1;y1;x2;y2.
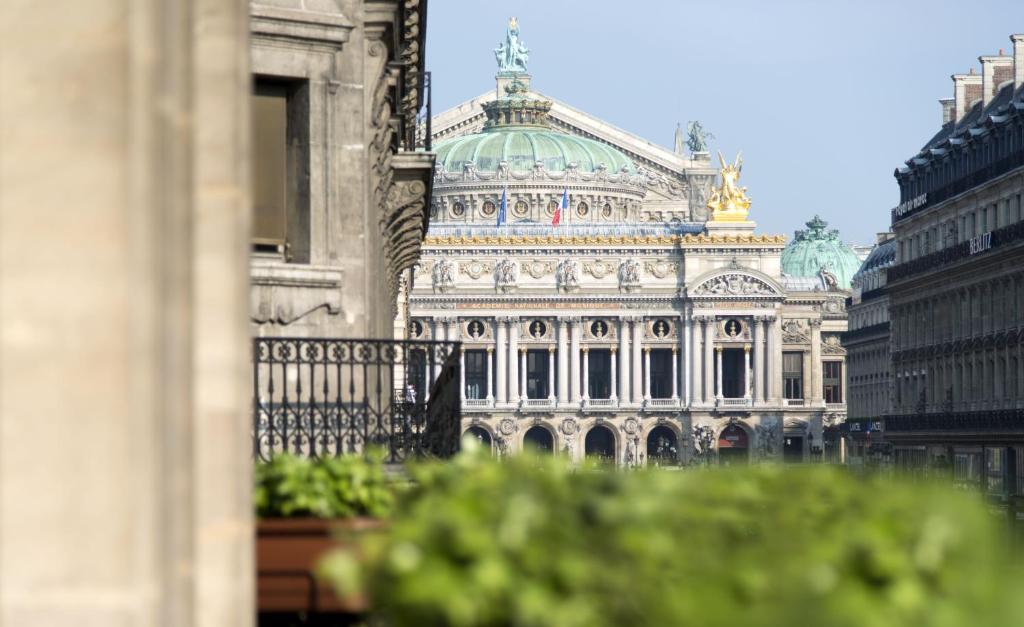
522;259;555;279
583;259;618;279
618;258;641;292
556;258;580;292
644;259;679;279
822;334;846;355
459;259;495;280
495;258;519;293
782;319;810;344
691;273;778;297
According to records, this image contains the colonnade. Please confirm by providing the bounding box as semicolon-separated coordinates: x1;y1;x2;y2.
436;313;790;408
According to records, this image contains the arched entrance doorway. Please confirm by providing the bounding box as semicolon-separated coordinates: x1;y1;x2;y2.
718;424;749;465
523;425;554;454
584;425;616;462
463;426;492;451
646;426;679;466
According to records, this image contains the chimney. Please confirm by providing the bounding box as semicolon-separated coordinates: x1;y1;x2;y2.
952;71;983;122
979;53;1013;107
939;97;955;124
1012;34;1024;89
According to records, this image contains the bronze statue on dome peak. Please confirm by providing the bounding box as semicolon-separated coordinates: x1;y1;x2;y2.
495;17;529;73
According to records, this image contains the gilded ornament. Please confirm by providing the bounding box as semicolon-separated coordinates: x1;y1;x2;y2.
706;151;752;223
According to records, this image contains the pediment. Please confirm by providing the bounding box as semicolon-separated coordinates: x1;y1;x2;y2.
688;270;784;299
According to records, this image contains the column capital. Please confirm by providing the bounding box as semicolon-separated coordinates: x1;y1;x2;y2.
582;346;590;354
610;346;618;354
671;346;677;353
486;346;493;353
809;318;823;329
548;345;556;352
715;346;724;353
744;345;751;353
519;347;528;354
643;346;651;353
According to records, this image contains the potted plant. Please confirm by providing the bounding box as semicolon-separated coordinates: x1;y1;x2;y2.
255;451;395;619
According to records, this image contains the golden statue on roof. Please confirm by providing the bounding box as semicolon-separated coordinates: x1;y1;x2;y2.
707;151;752;222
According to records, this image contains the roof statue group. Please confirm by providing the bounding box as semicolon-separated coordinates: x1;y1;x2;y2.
706;152;752;223
495;17;529;73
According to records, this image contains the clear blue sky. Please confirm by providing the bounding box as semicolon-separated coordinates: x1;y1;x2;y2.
426;0;1024;246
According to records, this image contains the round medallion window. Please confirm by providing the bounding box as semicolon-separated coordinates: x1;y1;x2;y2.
467;319;485;339
528;320;547;338
590;320;609;338
410;320;423;338
602;203;613;218
546;200;558;217
651;318;671;338
451;201;465;217
576;202;589;217
513;200;529;217
723;318;743;338
481;200;496;217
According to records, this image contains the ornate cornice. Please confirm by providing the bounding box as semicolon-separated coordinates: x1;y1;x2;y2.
423;233;786;247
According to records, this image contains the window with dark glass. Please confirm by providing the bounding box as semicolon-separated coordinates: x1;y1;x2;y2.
251;78;310;261
252;82;287;248
649;349;673;399
783;351;803;400
587;349;611;399
823;361;842;403
526;349;549;399
464;350;487;400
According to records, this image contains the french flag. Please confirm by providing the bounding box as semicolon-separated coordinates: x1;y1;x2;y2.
553;187;568;226
497;187;507;227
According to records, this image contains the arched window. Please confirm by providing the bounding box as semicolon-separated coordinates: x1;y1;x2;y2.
584;424;615;462
523;426;554;454
646;426;679;466
464;426;492;451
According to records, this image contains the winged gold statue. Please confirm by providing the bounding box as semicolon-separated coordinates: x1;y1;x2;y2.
706;151;751;222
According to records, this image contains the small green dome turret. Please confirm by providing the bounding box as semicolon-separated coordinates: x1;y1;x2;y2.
781;216;861;290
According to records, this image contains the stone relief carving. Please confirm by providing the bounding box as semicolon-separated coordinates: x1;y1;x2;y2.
692;273;775;297
459;259;495;280
822;296;845;315
522;260;555;280
691;425;716;464
414;260;433;278
821;334;846;355
624;435;643;468
495;258;519;293
637;166;690;200
495;418;518;457
432;258;455;293
583;259;618;279
618;258;641;292
755;417;780;459
644;260;679;279
782;319;810;344
819;265;839;291
623;417;640;436
560;418;579;461
555;258;580;292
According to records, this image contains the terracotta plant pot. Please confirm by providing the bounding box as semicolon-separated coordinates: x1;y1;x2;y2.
256;517;384;615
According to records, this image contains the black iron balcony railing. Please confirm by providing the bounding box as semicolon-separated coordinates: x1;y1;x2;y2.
885;409;1024;434
888;219;1024;283
893;152;1024;225
253;337;461;463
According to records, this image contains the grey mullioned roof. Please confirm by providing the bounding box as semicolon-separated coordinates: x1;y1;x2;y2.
914;81;1024;159
780;274;826;292
853;239;896;278
426;222;705;238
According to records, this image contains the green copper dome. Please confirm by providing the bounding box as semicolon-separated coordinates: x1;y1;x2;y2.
434;127;635;175
781;216;861;290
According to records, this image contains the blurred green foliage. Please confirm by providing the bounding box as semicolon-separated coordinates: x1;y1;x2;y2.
321;441;1022;627
254;452;395;519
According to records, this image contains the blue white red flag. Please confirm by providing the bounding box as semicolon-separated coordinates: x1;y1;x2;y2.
497;187;507;227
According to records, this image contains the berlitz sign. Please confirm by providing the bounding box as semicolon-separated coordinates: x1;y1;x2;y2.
893;193;927;219
969;231;992;255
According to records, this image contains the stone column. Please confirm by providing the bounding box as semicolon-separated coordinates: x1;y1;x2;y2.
548;346;556;401
486;347;494;402
496;319;507;403
520;348;528;401
631;318;644;405
582;347;591;401
431;317;444;380
810;318;823;405
771;316;783;402
692;316;703;405
704;317;715;404
0;0;254;622
611;348;619;401
570;318;581;402
715;346;724;400
744;345;752;400
752;317;762;403
681;315;690;404
618;317;630;401
671;346;679;400
459;349;466;401
557;318;569;403
508;319;520;403
757;317;768;404
644;347;652;400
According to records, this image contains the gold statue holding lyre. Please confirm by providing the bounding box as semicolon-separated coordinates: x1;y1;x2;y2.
707;151;751;222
